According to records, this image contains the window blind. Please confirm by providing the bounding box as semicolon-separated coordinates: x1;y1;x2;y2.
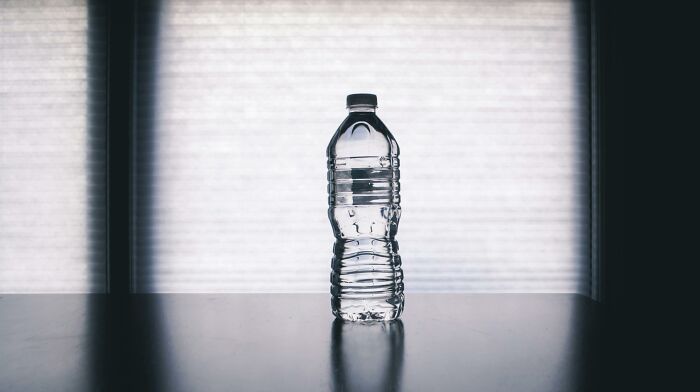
0;0;106;292
133;0;590;293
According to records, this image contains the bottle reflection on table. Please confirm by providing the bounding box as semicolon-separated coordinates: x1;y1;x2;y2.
331;318;405;392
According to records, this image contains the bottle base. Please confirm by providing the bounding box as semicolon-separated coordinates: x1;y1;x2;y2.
332;296;404;321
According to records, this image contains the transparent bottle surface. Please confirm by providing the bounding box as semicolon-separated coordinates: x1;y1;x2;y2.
327;98;404;321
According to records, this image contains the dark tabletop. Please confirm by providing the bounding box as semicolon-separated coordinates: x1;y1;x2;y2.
0;294;602;391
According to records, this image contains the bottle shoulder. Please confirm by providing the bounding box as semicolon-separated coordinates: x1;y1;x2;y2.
327;113;399;158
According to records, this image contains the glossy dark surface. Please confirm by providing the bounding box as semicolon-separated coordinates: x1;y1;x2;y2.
0;294;601;391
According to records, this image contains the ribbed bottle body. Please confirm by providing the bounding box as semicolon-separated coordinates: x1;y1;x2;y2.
327;111;403;321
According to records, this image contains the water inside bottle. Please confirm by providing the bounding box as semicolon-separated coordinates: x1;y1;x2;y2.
328;94;404;321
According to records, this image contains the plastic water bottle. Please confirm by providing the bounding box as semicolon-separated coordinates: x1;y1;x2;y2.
327;93;404;321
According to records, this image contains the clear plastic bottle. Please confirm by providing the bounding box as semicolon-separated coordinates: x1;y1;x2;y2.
327;93;404;321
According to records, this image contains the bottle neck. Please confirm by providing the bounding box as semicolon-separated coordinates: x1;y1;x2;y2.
348;105;376;113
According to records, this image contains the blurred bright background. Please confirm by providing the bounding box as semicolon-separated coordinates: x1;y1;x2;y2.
1;0;591;294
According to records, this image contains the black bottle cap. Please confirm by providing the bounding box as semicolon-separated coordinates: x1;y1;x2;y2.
346;93;377;108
